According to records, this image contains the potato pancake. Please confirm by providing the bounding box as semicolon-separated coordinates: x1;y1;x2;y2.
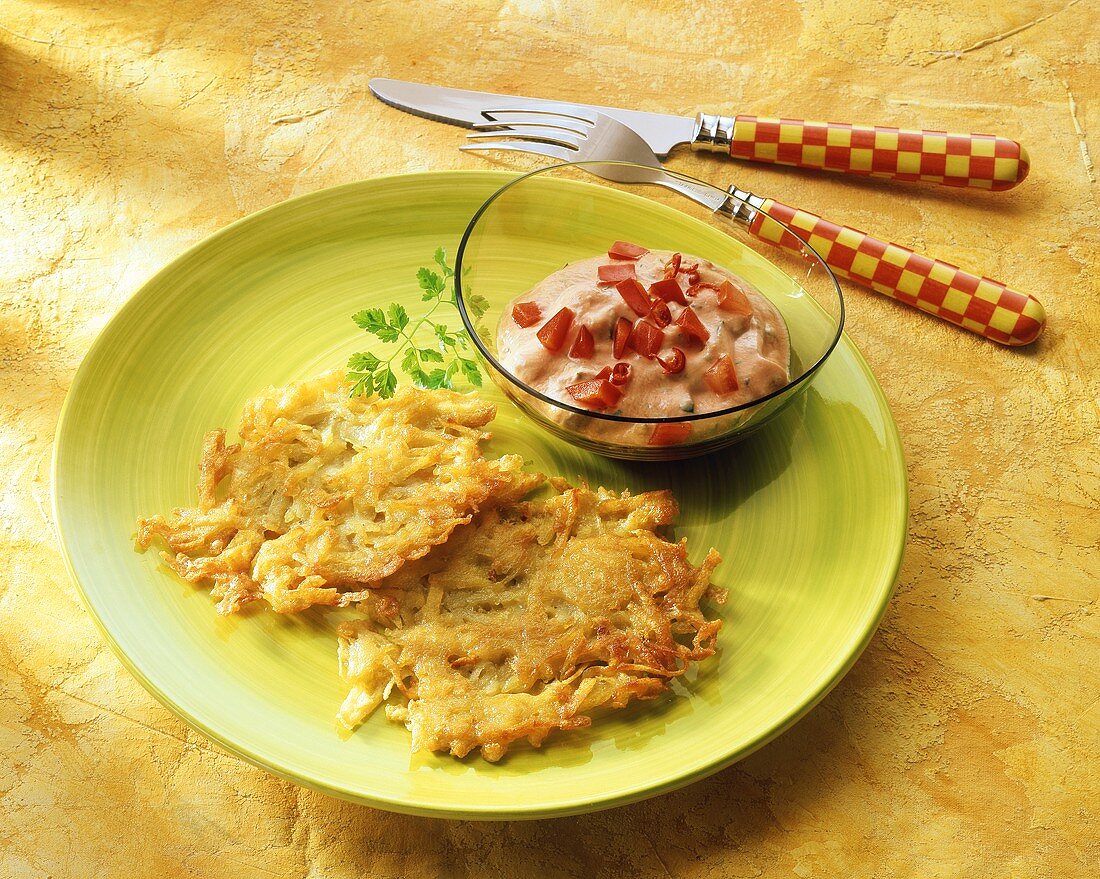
337;479;724;761
136;372;543;613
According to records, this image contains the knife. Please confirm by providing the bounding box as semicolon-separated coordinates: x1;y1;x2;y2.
370;78;1030;191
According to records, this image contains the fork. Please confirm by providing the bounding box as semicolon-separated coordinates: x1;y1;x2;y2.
462;110;1045;347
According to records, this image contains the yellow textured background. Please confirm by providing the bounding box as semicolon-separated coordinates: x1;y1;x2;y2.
2;1;1097;876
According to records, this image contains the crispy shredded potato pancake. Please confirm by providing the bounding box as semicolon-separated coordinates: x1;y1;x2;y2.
137;370;725;760
337;479;725;761
136;372;542;613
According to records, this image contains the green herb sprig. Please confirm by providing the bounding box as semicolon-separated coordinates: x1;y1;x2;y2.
346;248;490;398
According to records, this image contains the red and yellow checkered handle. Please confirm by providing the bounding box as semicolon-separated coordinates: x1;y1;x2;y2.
750;199;1046;346
730;117;1029;191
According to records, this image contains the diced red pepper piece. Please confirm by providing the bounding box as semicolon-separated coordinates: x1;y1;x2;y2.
536;307;574;352
568;324;595;359
675;305;710;344
616;277;653;317
716;279;754;316
613;317;633;359
597;263;636;285
704;354;739;395
610;362;632;386
512;301;542;328
657;347;686;374
663;252;682;279
648;277;687;305
648;422;693;446
631;319;664;358
648;301;672;328
566;378;623;410
608;240;649;260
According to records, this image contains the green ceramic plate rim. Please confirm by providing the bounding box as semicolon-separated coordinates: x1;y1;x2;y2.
51;170;908;820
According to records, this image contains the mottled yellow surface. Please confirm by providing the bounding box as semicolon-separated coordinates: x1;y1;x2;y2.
2;1;1097;876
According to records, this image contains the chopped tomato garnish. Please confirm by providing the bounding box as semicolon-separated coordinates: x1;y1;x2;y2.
568;324;595;359
610;362;632;386
595;366;612;381
597;263;636;285
657;347;686;374
648;422;693;446
686;281;715;297
704;354;739;395
675;306;710;344
663;252;700;282
648;277;687;305
536;307;574;351
608;241;649;260
663;252;682;279
631;319;664;358
512;301;542;328
612;317;633;359
615;277;653;317
716;279;754;316
649;301;672;328
566;378;622;409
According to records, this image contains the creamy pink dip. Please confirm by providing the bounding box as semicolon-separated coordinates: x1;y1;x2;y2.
497;250;791;432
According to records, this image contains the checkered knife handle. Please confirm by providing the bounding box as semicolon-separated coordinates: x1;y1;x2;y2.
750;199;1046;346
729;117;1029;191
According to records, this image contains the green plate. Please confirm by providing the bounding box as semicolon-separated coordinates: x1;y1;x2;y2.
52;171;907;820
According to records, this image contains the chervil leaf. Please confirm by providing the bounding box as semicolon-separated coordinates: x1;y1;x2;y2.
433;247;454;278
416;267;444;298
422;368;448;389
459;357;482;387
467;293;490;321
354;305;400;342
417;347;444;363
388;303;409;331
347;351;381;373
353;307;387;333
433;324;456;348
374;367;397;399
400;347;420;376
347;373;373;397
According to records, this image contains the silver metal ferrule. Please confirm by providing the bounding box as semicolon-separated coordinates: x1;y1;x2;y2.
692;112;736;150
716;186;767;225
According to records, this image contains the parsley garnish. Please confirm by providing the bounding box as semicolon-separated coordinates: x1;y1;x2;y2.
346;248;490;398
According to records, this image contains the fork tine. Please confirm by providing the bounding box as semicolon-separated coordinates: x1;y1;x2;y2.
459;141;574;162
465;127;583;151
482;106;598;126
472;118;590;137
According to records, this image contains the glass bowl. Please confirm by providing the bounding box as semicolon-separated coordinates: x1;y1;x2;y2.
454;162;844;461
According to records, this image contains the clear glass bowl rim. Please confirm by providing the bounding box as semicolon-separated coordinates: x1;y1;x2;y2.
453;161;846;424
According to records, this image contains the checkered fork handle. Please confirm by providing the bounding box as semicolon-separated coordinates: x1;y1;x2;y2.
730;117;1029;190
750;200;1046;346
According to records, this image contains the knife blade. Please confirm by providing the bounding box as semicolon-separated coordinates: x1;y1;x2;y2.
369;77;1031;191
370;78;695;159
